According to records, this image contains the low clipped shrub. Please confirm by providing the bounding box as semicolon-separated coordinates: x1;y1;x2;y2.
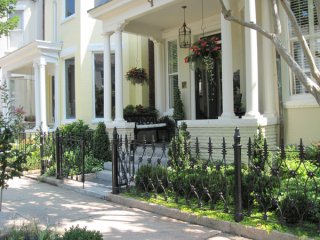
59;120;90;137
44;165;56;177
58;225;103;240
278;192;313;224
4;222;59;240
85;154;103;173
135;164;168;193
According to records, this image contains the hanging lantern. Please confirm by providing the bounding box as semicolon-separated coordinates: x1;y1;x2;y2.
179;6;191;48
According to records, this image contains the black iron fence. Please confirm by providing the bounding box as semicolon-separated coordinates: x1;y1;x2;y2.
112;126;320;230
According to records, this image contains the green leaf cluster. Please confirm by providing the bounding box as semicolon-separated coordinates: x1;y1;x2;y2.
0;0;18;37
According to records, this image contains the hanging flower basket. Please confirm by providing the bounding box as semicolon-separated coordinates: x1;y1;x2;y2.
184;37;221;83
126;67;148;85
184;37;221;65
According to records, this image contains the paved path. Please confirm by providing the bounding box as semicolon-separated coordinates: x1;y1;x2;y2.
0;177;249;240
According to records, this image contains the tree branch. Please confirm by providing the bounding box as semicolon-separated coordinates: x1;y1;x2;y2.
218;0;320;105
219;0;273;41
272;0;282;35
280;0;320;84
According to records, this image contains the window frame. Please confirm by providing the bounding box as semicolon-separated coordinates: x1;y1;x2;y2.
166;39;179;110
289;0;320;95
63;0;75;20
64;57;76;120
92;51;116;122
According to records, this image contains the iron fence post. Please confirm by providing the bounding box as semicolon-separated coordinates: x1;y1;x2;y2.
55;129;61;179
40;128;46;175
233;127;243;222
112;127;120;194
80;138;85;189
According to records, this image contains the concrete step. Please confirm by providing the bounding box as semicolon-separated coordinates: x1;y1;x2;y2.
96;169;112;181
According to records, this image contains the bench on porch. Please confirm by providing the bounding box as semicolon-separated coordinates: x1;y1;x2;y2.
125;114;167;142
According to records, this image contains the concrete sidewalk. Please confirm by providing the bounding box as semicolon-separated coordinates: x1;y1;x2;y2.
0;177;249;240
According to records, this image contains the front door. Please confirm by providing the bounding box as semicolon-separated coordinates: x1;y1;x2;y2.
195;35;222;119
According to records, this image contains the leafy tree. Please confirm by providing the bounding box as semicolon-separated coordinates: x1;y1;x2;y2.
219;0;320;105
0;0;19;37
0;83;26;211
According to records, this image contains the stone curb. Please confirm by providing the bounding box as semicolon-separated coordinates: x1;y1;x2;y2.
31;175;308;240
27;175;108;200
106;194;305;240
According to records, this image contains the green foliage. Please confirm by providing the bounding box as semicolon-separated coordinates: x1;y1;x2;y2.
4;223;102;240
0;83;26;210
59;120;90;137
278;192;314;224
84;154;103;173
172;87;184;120
44;165;56;177
4;222;59;240
0;0;18;37
168;122;191;168
58;225;103;240
123;104;158;118
93;122;111;162
135;164;168;192
305;142;320;160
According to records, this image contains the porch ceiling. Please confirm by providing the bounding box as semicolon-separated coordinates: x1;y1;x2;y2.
89;0;238;37
129;0;221;32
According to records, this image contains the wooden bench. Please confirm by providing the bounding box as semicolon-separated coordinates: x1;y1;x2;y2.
124;114;167;142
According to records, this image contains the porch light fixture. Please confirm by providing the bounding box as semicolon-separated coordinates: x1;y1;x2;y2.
179;6;191;48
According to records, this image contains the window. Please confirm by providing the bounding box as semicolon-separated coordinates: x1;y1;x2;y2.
94;53;115;118
94;0;110;7
65;58;75;119
9;10;23;30
65;0;75;18
289;0;320;94
167;40;179;108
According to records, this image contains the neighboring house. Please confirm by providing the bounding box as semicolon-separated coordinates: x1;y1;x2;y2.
89;0;320;145
0;0;319;146
0;0;150;133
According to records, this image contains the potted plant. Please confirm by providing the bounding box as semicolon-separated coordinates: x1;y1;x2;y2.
126;67;148;85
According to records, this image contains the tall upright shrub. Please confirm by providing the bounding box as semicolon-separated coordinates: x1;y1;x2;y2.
172;86;185;120
93;122;111;162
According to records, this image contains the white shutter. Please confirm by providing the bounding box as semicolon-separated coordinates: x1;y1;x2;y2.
289;0;320;94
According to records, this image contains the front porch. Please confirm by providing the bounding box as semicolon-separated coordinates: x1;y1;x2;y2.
0;40;62;132
89;0;279;144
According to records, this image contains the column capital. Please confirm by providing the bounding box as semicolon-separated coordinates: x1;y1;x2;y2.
102;31;113;37
33;57;47;67
150;37;164;45
114;21;128;32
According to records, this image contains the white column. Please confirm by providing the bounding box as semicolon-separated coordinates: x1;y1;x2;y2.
153;39;165;114
114;27;124;122
39;58;48;132
262;0;276;118
104;32;113;123
54;62;60;127
220;0;236;119
190;63;196;120
244;0;260;118
33;62;41;128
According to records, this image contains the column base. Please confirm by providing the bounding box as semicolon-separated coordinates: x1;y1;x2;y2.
242;111;261;119
219;112;237;119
